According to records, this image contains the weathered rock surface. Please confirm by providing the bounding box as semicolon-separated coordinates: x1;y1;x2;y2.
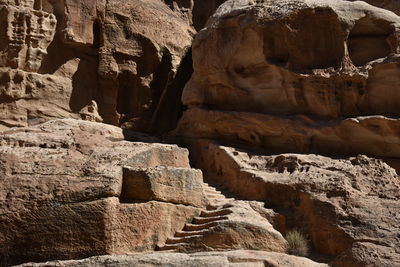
121;166;206;207
0;0;194;133
0;119;204;265
98;0;194;131
175;0;400;158
348;0;400;15
164;0;228;30
187;140;400;266
0;119;300;266
158;197;288;253
175;108;400;158
17;250;328;267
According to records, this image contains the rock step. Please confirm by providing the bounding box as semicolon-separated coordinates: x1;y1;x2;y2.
208;198;235;204
165;235;203;244
203;182;237;198
193;215;229;224
207;203;234;211
200;208;233;217
203;186;219;192
175;229;211;237
205;191;224;197
157;242;190;251
184;221;219;231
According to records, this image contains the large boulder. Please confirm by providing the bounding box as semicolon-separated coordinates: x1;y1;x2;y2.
121;166;206;207
0;119;204;265
175;0;400;158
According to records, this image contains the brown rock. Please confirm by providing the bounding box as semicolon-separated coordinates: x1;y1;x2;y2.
175;108;400;158
175;0;400;157
41;0;98;46
121;166;207;207
0;0;194;134
107;200;200;254
98;0;194;131
16;250;329;267
186;140;400;265
0;119;202;265
158;200;288;253
347;0;400;15
0;1;56;71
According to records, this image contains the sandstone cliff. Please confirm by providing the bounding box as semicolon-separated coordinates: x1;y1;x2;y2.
0;0;399;267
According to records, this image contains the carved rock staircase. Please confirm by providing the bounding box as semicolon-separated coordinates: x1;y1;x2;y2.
157;181;236;251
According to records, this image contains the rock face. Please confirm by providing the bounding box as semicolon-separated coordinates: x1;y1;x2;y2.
0;0;193;133
348;0;400;15
17;250;329;267
186;140;400;266
98;0;194;131
121;166;206;207
0;119;300;266
0;119;204;265
1;0;400;267
175;0;400;158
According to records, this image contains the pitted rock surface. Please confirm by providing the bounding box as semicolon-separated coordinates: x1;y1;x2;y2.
175;0;400;158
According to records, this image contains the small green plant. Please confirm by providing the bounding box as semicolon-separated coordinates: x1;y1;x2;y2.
285;230;309;256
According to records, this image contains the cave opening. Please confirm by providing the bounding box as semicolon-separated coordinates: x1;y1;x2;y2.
347;16;394;66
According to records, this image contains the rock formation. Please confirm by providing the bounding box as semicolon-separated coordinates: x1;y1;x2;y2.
17;250;329;267
175;0;400;158
0;119;202;265
348;0;400;15
0;0;399;266
187;140;400;266
0;119;294;266
0;0;194;133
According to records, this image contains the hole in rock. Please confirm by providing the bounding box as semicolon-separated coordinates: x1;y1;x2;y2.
348;17;394;66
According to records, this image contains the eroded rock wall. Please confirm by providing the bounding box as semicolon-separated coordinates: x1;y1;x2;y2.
0;0;194;133
186;140;400;266
0;119;204;265
175;0;400;159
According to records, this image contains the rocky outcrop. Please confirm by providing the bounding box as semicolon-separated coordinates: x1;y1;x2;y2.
1;0;399;266
175;0;400;158
348;0;400;15
158;182;288;253
98;0;194;131
0;0;194;133
0;119;301;266
175;108;400;158
186;140;400;266
0;119;203;265
17;250;328;267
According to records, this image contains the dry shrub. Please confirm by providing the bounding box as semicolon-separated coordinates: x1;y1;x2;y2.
285;230;309;256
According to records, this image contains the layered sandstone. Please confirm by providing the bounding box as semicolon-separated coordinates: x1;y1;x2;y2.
0;0;194;133
348;0;400;15
187;140;400;266
0;119;303;266
0;0;399;266
17;250;329;267
0;119;203;265
175;0;400;158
